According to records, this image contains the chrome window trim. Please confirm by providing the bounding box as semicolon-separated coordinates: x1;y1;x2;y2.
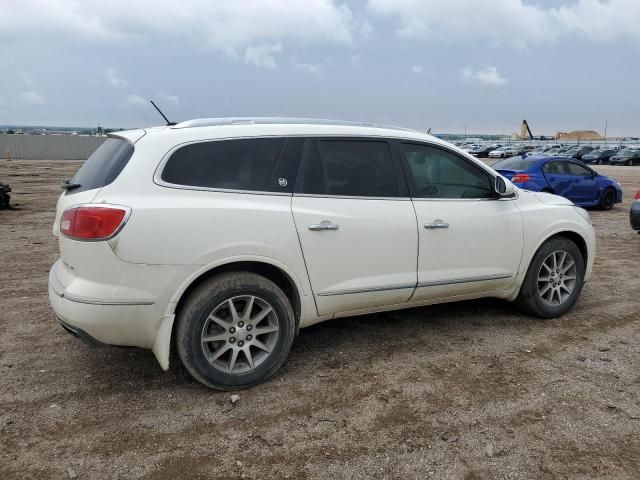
417;273;513;288
153;134;429;197
294;193;412;201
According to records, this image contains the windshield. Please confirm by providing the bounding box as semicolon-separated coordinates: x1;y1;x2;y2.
491;157;538;170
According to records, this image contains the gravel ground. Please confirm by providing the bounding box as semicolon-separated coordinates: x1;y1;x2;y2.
1;159;639;480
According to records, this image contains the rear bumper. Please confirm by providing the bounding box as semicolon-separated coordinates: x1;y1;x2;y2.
48;260;160;349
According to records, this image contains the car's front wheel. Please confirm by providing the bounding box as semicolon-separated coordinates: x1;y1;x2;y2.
176;272;296;390
599;187;616;210
515;237;585;318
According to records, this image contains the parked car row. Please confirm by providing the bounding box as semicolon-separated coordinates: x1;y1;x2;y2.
458;140;640;165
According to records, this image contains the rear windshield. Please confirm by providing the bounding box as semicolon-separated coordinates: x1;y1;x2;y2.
491;157;538;170
67;138;134;195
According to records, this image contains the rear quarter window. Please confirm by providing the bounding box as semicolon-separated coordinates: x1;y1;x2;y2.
67;138;134;195
160;137;302;193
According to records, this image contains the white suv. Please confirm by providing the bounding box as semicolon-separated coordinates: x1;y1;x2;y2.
49;118;595;390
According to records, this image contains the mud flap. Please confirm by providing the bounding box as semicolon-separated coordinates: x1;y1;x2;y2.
151;314;175;370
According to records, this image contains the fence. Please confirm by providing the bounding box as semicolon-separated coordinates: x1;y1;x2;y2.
0;134;106;160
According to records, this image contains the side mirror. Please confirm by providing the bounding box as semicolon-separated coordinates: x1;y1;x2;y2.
494;176;515;197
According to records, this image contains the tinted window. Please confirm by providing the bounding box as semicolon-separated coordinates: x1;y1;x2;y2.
400;143;493;199
542;161;564;174
161;138;302;193
565;162;592;176
299;140;397;197
491;157;539;170
68;138;134;195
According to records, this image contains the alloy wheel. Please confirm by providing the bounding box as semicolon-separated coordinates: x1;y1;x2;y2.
537;250;577;306
201;295;280;374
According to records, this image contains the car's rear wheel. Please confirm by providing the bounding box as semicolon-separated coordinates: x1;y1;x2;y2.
599;187;616;210
627;159;633;166
515;237;585;318
176;272;296;390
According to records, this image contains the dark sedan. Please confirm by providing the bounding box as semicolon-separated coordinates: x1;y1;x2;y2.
565;145;595;160
610;149;640;166
582;148;619;165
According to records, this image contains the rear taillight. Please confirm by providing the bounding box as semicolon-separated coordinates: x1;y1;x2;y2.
60;205;130;240
635;191;640;200
511;173;530;183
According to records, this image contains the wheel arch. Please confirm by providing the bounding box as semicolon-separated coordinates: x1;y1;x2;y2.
173;260;303;330
510;228;590;302
152;259;305;371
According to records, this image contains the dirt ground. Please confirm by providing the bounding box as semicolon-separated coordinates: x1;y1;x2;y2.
1;159;639;480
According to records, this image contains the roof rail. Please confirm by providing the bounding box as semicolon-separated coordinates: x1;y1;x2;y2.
171;117;422;133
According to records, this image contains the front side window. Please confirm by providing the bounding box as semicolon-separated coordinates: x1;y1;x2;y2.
400;143;493;199
565;162;592;177
299;140;398;197
161;137;303;193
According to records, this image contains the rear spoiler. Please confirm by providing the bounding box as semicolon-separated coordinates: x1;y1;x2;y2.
107;129;146;145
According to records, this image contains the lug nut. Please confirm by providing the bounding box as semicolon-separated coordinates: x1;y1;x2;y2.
229;327;236;334
238;341;244;347
229;337;236;343
246;325;253;331
238;321;244;328
247;335;252;341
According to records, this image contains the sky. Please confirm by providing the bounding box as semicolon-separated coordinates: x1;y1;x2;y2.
1;0;640;135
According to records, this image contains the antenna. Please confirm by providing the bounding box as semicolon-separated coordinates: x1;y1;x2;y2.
150;100;177;126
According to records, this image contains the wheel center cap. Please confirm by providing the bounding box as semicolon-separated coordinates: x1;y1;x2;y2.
235;326;248;340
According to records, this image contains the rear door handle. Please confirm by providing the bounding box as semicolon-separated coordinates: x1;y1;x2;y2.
424;219;449;229
308;221;339;231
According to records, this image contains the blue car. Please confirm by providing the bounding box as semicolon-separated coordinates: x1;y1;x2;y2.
491;156;622;209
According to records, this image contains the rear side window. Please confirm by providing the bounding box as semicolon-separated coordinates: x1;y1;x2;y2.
67;138;134;195
299;140;398;197
161;138;302;193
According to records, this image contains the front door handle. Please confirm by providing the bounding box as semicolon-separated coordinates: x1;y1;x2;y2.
308;221;339;231
424;219;449;229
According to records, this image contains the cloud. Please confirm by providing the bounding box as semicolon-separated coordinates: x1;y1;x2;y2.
19;70;34;86
368;0;640;48
105;67;127;87
0;1;366;68
291;58;322;75
460;66;508;86
411;64;425;75
156;92;179;106
18;91;45;104
244;44;283;69
125;94;147;106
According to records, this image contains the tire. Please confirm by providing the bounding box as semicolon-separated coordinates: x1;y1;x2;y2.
176;272;296;390
599;187;616;210
515;237;585;319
